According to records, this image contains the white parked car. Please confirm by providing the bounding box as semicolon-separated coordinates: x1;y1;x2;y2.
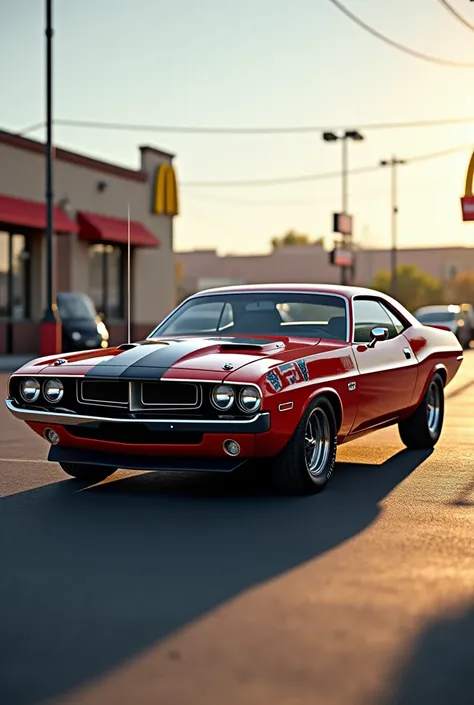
414;304;472;349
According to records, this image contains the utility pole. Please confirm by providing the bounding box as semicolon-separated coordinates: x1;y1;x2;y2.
341;135;348;216
40;0;61;356
323;130;364;285
380;157;406;299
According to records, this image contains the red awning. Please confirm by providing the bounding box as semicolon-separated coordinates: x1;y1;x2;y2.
77;211;160;248
0;193;78;233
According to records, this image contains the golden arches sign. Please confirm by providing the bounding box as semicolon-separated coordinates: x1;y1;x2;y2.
152;164;179;216
461;151;474;221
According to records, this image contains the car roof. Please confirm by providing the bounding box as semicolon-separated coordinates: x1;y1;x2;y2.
192;283;385;299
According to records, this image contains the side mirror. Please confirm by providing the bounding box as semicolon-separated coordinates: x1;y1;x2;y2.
367;327;389;348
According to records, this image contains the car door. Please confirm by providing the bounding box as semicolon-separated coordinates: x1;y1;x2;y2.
350;297;419;433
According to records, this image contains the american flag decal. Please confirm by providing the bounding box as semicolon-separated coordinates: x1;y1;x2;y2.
279;362;298;385
295;359;309;381
341;355;355;371
267;370;282;392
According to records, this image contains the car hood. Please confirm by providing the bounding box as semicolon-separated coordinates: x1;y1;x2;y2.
22;336;337;381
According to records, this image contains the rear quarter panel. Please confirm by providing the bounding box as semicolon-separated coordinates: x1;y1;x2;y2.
403;324;463;407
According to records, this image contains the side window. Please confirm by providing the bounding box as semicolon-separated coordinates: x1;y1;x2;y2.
163;301;232;335
381;304;406;335
353;299;397;343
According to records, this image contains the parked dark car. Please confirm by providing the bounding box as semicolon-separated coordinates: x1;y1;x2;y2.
414;304;472;349
57;292;109;353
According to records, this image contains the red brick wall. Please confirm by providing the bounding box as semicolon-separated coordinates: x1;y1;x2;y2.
55;234;72;293
133;323;153;341
0;321;161;356
0;323;6;354
13;322;38;354
0;322;38;354
106;323;127;347
107;323;154;346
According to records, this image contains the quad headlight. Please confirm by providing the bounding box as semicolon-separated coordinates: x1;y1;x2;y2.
44;378;64;403
20;378;40;403
211;384;235;411
238;386;262;413
211;384;262;414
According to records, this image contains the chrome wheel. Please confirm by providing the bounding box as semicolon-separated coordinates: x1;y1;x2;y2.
304;407;330;477
426;381;441;434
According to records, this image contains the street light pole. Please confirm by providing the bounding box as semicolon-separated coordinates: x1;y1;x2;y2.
340;136;349;285
323;129;364;286
380;156;406;299
40;0;61;356
341;135;348;215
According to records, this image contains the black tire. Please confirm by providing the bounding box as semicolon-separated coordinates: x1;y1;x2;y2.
398;372;444;450
271;396;338;495
59;462;117;482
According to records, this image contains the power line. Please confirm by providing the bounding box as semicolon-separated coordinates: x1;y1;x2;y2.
181;142;473;187
436;0;474;31
406;143;474;165
183;165;378;188
17;114;474;136
183;177;456;207
327;0;474;67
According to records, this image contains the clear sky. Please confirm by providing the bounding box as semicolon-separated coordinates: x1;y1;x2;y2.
2;0;474;254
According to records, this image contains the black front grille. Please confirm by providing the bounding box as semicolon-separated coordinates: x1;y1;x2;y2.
66;424;203;445
80;380;129;405
141;381;199;407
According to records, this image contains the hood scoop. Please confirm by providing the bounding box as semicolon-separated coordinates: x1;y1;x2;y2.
218;340;286;352
117;343;139;351
117;340;171;350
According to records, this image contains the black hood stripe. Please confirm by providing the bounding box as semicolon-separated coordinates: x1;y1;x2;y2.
100;342;169;366
84;343;168;378
85;339;215;380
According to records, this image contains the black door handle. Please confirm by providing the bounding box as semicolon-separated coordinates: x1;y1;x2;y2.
403;347;412;359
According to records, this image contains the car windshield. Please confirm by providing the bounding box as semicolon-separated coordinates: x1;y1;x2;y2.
417;311;456;323
57;293;97;320
151;292;348;341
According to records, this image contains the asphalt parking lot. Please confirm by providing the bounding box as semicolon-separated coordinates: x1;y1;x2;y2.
1;352;474;705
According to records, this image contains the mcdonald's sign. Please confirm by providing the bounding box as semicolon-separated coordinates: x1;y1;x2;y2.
460;151;474;221
152;163;179;216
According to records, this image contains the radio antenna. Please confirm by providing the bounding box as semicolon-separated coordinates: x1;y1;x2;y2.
127;202;131;344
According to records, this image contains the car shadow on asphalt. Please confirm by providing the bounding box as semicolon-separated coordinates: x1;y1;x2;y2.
0;448;430;705
383;601;474;705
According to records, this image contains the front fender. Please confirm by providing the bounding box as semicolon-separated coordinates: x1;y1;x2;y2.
256;378;358;456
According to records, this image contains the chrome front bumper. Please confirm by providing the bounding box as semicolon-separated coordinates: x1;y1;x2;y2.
4;398;271;433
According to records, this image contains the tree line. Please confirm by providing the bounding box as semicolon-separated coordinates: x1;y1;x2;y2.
270;230;474;311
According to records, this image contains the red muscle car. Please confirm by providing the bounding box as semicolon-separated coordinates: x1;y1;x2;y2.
5;284;464;494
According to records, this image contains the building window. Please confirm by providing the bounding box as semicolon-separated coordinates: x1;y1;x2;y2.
0;231;30;319
88;244;124;319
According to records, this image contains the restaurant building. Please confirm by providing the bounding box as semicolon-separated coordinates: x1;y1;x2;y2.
0;128;179;355
176;245;474;299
